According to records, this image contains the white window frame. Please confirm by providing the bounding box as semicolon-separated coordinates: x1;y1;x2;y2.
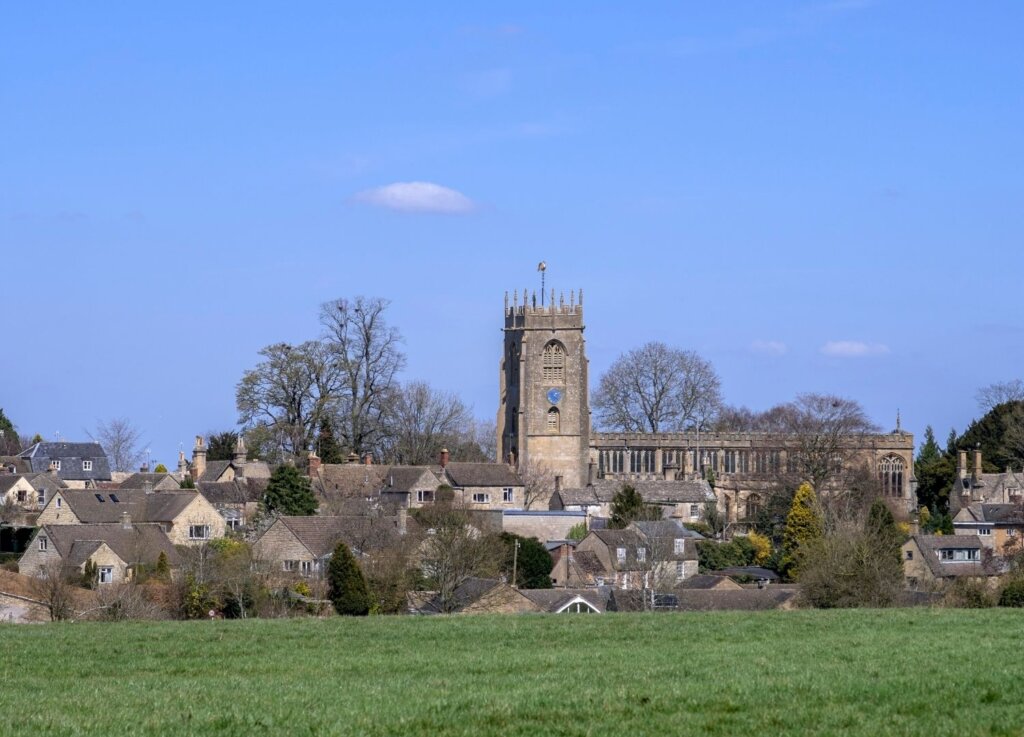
283;560;298;572
502;488;514;503
472;492;490;504
417;490;434;503
616;547;626;563
676;561;685;581
37;491;46;508
98;566;113;584
82;460;93;472
53;460;61;471
637;547;646;563
979;527;992;536
188;524;211;540
674;538;685;555
300;560;314;576
689;504;699;518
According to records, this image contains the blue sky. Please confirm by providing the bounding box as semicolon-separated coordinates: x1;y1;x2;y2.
2;2;1022;466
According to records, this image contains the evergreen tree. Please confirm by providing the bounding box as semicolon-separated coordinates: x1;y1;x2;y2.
866;499;903;565
609;484;660;529
317;416;345;465
0;408;18;454
154;463;168;473
179;475;196;489
946;428;959;457
958;400;1024;472
500;533;553;589
263;465;318;516
782;482;823;580
327;541;370;616
155;551;171;580
207;431;240;462
917;426;941;465
567;522;587;541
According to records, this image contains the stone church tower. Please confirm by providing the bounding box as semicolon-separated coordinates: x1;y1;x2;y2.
497;289;590;490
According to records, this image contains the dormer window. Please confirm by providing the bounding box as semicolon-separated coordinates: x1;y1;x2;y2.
82;460;93;472
616;547;626;563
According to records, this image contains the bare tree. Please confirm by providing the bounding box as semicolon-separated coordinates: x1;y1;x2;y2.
31;561;76;621
976;380;1024;412
319;296;406;457
383;381;473;465
236;341;341;457
519;462;556;511
593;342;722;432
91;418;146;473
416;504;502;613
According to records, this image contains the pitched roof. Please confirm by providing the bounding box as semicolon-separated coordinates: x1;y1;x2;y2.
271;513;412;558
196;479;264;506
379;466;441;493
673;589;797;611
519;588;608;612
558;478;714;506
17;442;112;481
417;578;509;614
442;463;522;488
678;574;742;590
313;464;388;500
910;534;999;579
119;473;180;491
55;489;200;524
955;504;1024;525
38;523;181;567
0;456;31;474
199;461;232;482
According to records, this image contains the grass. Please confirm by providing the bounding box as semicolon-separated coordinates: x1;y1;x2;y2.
2;609;1024;736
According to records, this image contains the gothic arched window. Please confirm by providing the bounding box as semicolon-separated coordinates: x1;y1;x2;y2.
542;341;565;383
546;407;560;433
879;455;905;497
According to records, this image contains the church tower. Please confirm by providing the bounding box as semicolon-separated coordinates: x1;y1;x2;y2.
497;288;590;490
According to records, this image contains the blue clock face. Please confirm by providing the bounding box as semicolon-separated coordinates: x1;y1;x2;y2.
547;388;563;405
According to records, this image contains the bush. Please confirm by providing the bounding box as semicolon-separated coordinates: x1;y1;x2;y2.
698;536;756;572
999;579;1024;607
945;578;996;609
327;541;370;616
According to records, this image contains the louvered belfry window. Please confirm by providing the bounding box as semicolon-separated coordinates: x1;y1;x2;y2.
542;342;565;383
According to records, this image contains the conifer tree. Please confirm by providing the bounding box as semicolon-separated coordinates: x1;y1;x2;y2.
609;484;659;529
327;541;370;616
263;465;318;516
317;417;345;465
782;482;823;579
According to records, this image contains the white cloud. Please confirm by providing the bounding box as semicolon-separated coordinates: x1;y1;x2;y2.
750;340;787;356
353;182;475;214
820;340;890;358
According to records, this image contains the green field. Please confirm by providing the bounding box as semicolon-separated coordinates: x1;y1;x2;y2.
1;610;1023;736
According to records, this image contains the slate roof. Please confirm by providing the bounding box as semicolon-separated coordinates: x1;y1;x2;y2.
558;478;714;507
199;461;233;483
0;456;31;474
911;534;998;579
955;504;1024;525
55;489;199;524
678;574;742;590
519;588;608;613
313;464;388;500
38;523;181;567
416;577;508;614
589;529;648;570
119;473;180;491
271;513;414;558
442;463;522;488
197;479;265;506
950;469;1024;511
18;442;112;481
380;466;441;493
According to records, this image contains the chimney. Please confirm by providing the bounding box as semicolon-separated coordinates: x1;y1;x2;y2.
191;435;207;481
346;452;360;465
440;448;449;469
143;480;153;495
397;506;407;536
139;462;150;473
958;450;968;479
663;463;676;482
364;453;373;466
177;450;188;476
48;461;59;476
555;475;562;493
233;434;248;467
307;451;321;477
121;511;132;530
973;446;983;481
